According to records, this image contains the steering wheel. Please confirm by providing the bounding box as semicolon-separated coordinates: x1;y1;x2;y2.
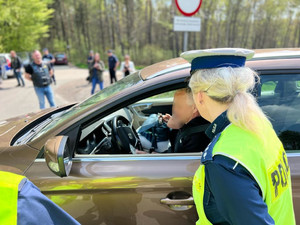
111;115;142;154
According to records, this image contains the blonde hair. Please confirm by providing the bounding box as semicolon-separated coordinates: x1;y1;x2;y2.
189;67;271;134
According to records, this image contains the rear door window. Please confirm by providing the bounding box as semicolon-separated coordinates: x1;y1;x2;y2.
258;73;300;151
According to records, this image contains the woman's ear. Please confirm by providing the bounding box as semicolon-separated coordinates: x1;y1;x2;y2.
196;92;204;105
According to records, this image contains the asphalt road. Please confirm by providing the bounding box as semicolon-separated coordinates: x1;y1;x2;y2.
0;65;124;121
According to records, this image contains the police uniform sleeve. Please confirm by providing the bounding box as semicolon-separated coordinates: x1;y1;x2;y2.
204;155;275;225
17;179;80;225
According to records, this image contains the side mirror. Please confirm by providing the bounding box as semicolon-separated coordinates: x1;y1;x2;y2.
44;136;72;177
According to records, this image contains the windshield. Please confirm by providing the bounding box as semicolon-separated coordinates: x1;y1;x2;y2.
30;71;142;141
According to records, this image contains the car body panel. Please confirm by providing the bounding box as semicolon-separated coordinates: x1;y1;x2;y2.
0;52;300;224
25;155;199;225
0;53;13;78
55;53;68;65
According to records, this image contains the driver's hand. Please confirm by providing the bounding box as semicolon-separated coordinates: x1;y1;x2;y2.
162;114;171;123
167;115;183;129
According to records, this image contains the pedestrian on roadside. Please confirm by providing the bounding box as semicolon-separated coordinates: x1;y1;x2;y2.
42;48;56;85
120;54;135;77
87;50;94;82
90;53;105;95
107;50;119;84
0;57;3;86
24;50;56;109
10;51;25;87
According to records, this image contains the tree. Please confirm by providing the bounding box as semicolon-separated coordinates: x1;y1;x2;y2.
34;0;300;66
0;0;53;52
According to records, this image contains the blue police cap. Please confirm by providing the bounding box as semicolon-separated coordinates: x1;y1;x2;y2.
180;48;255;72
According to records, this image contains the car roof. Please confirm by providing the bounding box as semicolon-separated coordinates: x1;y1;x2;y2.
0;53;10;58
252;48;300;60
140;48;300;80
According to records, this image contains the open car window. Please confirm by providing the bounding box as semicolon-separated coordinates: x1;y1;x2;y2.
74;87;210;156
74;89;178;156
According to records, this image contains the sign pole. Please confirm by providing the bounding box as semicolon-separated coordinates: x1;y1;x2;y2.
174;0;202;52
183;31;188;52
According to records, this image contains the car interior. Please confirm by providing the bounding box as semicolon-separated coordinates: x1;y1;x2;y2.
75;90;178;156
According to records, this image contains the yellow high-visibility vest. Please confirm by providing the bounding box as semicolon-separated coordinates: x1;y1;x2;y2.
193;121;295;225
0;171;25;225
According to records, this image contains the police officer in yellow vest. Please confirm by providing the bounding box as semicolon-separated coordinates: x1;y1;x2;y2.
181;48;296;225
0;171;80;225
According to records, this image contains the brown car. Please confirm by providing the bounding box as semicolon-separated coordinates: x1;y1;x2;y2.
0;49;299;224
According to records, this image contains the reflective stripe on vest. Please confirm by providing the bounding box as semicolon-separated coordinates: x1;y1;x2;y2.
193;122;296;225
0;171;25;225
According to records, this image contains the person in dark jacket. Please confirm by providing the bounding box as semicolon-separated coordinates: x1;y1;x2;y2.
137;88;210;154
42;48;56;85
10;51;25;87
89;53;105;95
25;50;55;109
107;50;119;84
87;50;94;82
163;88;210;153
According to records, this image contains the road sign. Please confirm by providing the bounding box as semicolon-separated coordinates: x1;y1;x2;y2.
173;16;201;32
175;0;202;17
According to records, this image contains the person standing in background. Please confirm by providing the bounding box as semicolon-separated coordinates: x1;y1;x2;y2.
10;51;25;87
120;54;136;77
87;50;94;82
107;50;119;84
90;53;105;95
42;48;56;85
25;50;55;109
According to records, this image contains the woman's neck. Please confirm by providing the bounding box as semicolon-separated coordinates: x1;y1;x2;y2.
206;101;229;123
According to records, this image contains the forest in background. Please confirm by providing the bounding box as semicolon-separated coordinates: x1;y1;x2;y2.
1;0;300;67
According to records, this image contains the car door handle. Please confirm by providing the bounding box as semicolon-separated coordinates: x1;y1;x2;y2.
160;196;195;205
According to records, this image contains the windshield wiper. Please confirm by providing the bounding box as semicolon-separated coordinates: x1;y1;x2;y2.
14;110;66;146
14;117;54;145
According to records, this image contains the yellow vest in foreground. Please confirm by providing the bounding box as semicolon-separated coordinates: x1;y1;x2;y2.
193;122;295;225
0;171;25;225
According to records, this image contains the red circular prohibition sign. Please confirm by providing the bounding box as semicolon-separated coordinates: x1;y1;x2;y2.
175;0;202;17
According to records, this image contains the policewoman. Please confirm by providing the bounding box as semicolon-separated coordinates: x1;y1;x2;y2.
0;170;80;225
181;48;295;224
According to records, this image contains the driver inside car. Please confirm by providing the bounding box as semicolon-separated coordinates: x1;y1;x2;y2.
137;88;210;154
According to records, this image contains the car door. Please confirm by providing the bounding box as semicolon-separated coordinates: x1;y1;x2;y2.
25;153;200;225
258;71;300;223
24;85;200;225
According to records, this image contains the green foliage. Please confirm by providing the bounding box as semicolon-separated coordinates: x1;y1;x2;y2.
0;0;53;52
3;0;299;67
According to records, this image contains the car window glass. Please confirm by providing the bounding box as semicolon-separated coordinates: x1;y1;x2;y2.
258;74;300;151
30;71;142;141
